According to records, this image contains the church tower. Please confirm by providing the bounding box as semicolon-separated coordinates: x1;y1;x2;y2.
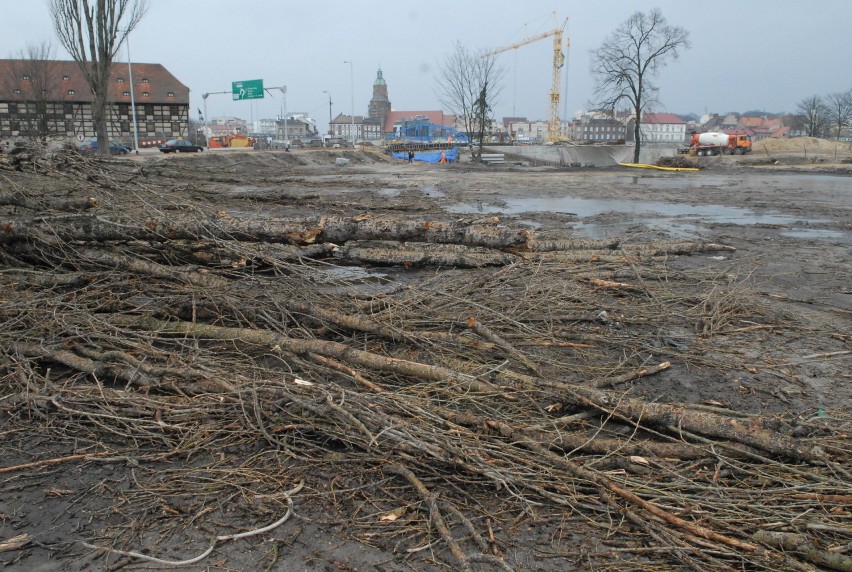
368;67;391;135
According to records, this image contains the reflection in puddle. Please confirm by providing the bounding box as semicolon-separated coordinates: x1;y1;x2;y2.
449;196;811;226
781;229;848;240
448;193;849;242
421;185;445;197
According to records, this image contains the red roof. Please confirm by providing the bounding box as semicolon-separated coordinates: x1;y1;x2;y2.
642;112;685;124
0;59;188;104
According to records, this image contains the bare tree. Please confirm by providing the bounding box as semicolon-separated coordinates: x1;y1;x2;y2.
591;9;689;163
825;89;852;140
795;95;828;138
3;42;57;141
438;42;504;160
49;0;147;154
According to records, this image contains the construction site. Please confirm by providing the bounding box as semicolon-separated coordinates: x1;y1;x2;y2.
1;134;850;571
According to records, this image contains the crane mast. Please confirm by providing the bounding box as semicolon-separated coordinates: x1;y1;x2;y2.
483;12;568;143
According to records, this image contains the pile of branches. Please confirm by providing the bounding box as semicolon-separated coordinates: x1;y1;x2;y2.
1;155;849;571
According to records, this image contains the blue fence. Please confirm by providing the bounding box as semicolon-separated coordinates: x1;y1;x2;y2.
391;146;460;164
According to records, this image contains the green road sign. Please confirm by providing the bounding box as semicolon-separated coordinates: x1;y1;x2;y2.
232;79;264;101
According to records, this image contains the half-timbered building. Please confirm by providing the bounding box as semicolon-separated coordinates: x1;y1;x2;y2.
0;59;189;145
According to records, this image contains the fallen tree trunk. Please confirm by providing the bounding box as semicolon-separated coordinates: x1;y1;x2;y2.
334;240;518;268
107;315;502;395
0;213;533;250
752;531;852;571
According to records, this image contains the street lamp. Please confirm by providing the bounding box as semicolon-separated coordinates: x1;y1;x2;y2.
279;86;287;148
322;90;332;143
124;30;140;154
202;92;209;146
343;60;354;147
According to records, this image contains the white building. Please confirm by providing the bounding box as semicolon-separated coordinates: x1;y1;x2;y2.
639;112;686;142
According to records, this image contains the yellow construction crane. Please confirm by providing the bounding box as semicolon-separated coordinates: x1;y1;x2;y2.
483;12;569;143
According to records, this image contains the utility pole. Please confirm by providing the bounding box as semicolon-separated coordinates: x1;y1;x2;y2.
124;30;139;154
280;86;288;148
323;90;332;143
344;60;355;147
201;90;230;146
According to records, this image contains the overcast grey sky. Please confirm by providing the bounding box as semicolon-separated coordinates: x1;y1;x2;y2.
2;1;851;124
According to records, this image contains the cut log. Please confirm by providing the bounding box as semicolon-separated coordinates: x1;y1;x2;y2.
0;213;533;250
335;240;517;268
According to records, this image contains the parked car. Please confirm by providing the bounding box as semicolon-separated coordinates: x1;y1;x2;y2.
79;140;130;155
159;139;204;153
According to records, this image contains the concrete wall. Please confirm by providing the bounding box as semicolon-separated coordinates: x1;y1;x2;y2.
489;143;679;167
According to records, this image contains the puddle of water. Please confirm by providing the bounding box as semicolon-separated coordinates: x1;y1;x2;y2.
576;221;706;241
780;229;848;240
449;196;811;227
613;173;852;192
421;185;445;198
378;188;401;197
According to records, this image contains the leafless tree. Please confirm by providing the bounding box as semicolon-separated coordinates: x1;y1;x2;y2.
795;95;829;138
49;0;147;154
3;42;57;141
590;9;689;163
825;89;852;140
438;42;504;160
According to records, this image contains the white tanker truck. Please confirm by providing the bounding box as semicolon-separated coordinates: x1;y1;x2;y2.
679;131;753;156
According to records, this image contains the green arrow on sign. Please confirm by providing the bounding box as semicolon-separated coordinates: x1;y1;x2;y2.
232;79;264;101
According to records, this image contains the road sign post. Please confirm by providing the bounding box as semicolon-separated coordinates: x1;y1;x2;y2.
232;79;264;101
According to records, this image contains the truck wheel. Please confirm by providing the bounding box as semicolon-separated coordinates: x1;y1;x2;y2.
696;149;705;157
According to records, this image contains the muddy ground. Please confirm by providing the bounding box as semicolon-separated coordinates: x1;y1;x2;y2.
1;145;850;571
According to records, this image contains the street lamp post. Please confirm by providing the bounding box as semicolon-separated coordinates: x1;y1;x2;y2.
202;93;209;146
124;31;140;154
279;86;288;148
322;90;332;144
343;60;354;147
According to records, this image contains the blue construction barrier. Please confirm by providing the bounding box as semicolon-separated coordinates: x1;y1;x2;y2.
392;146;459;164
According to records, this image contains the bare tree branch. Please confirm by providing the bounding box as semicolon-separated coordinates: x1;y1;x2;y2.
590;9;689;163
49;0;147;154
796;95;829;138
825;89;852;140
437;42;504;159
3;42;57;141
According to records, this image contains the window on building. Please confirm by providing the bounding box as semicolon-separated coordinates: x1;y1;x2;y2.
167;92;175;98
141;78;149;83
13;89;21;95
123;91;130;97
22;74;31;80
117;77;124;83
142;92;149;97
62;75;69;81
67;89;75;95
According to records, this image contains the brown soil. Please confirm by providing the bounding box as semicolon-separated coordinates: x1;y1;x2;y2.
1;145;850;571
